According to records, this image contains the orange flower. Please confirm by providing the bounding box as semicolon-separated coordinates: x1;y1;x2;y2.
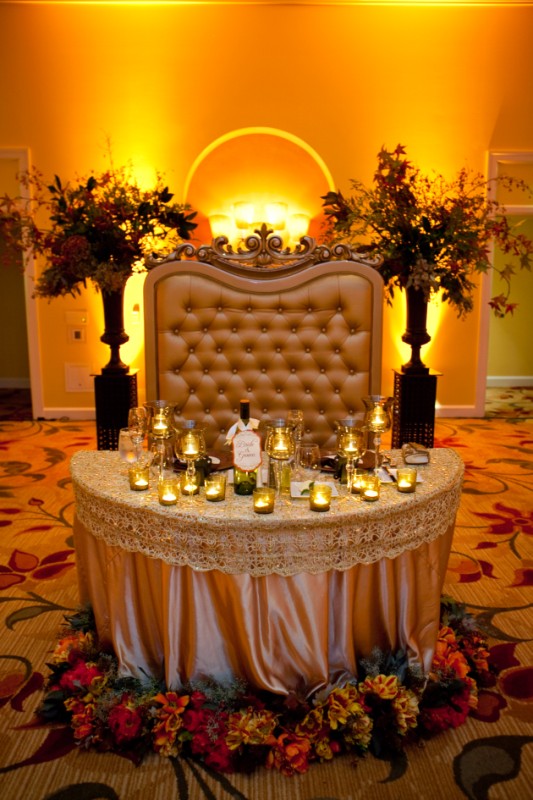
152;691;190;757
266;732;312;776
225;707;278;750
52;631;95;664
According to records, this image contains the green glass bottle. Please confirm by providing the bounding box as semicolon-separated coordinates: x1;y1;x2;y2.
233;400;261;495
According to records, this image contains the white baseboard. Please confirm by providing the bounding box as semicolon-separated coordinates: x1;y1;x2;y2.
435;405;483;418
487;376;533;388
0;377;31;389
39;407;96;421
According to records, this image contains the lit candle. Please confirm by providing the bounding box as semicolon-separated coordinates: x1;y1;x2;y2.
181;479;199;496
158;477;179;505
309;483;332;511
152;413;169;436
204;475;226;502
351;469;366;494
397;467;417;493
253;487;275;514
128;466;150;491
361;475;380;501
182;433;200;457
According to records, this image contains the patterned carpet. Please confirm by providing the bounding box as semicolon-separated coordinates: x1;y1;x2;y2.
0;416;532;800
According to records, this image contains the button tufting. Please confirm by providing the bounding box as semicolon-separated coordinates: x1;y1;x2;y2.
276;346;281;353
305;388;311;393
261;367;266;373
204;368;209;374
276;388;281;393
217;306;223;311
186;306;192;312
232;368;238;374
320;368;325;373
246;346;252;352
219;388;224;394
290;367;296;373
205;408;210;414
190;388;195;393
335;388;340;393
175;368;180;374
189;347;195;353
217;347;222;353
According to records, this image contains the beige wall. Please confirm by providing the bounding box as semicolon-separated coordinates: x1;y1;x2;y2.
1;2;532;413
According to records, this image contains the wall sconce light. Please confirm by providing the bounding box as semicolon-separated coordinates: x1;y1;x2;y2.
209;201;310;247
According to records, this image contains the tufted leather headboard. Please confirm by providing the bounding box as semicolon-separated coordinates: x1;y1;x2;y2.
143;258;383;450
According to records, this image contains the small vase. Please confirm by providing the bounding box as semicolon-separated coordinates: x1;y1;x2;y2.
100;286;130;374
401;285;431;375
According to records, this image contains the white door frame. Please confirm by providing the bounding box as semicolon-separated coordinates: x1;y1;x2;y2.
475;151;533;415
0;148;43;419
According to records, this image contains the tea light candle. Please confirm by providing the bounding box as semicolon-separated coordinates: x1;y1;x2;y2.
361;475;380;501
182;432;200;457
309;483;332;511
158;477;179;505
397;467;417;493
205;475;226;502
128;466;150;491
351;469;366;494
253;487;275;514
181;478;200;496
152;414;169;436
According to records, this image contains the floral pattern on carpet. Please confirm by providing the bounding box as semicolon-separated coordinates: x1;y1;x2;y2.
0;417;532;800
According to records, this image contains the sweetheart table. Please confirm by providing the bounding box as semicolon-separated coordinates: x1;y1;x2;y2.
71;448;463;696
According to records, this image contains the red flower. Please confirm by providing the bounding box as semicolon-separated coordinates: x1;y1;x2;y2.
108;695;143;744
59;660;103;693
419;688;472;733
475;502;533;536
0;547;75;590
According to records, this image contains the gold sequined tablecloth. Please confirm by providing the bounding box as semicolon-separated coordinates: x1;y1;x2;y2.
71;447;463;577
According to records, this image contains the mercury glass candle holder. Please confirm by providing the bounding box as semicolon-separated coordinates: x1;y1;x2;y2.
361;474;380;501
397;467;417;493
335;419;365;492
264;420;295;498
158;476;179;505
362;396;394;477
253;487;276;514
204;474;227;502
309;483;332;511
128;464;150;491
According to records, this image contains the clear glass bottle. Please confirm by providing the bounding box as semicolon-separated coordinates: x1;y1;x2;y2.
233;400;261;495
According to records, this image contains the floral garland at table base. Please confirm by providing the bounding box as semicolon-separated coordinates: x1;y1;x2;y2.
37;598;494;777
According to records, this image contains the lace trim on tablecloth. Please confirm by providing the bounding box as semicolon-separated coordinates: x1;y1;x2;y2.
71;449;463;577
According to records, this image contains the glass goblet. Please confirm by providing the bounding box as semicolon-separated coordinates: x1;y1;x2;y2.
128;406;148;460
118;428;138;466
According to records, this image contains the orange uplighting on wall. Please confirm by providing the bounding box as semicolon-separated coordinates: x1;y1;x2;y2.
184;128;334;247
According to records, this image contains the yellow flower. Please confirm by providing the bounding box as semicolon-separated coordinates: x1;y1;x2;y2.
325;684;362;729
360;674;399;700
226;707;278;750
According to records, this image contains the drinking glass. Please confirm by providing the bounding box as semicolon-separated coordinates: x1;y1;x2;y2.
128;406;148;459
118;428;137;465
298;443;321;483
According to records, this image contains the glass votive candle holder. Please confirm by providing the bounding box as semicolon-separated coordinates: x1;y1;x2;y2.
397;467;417;493
253;487;276;514
350;469;366;494
309;483;332;511
128;465;150;491
181;473;200;496
158;476;179;505
361;474;380;501
204;474;227;502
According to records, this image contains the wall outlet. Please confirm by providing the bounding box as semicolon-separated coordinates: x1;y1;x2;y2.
65;363;93;393
67;326;86;343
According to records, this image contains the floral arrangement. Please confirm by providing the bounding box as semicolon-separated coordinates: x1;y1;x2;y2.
0;160;197;297
37;597;493;775
322;145;533;317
